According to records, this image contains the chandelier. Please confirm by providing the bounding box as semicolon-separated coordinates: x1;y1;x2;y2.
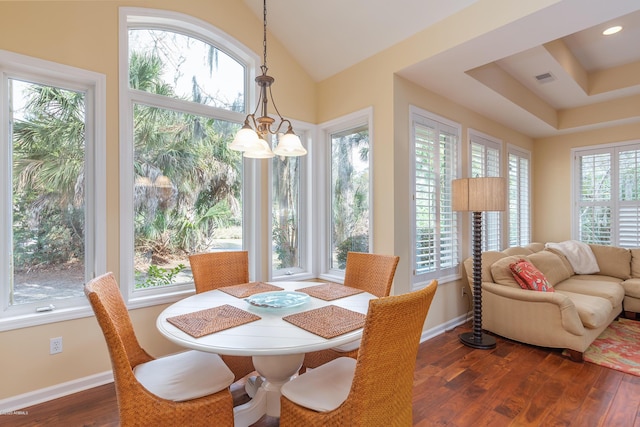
229;0;307;158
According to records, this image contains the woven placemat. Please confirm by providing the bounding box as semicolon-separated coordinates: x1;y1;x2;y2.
296;283;364;301
282;305;366;339
218;282;284;298
167;304;261;338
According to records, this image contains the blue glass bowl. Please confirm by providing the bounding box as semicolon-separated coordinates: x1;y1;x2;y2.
245;291;310;309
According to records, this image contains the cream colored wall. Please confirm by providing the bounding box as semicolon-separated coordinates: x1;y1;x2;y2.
0;0;315;401
533;122;640;243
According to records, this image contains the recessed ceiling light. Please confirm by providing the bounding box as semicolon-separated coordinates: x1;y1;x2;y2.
602;26;622;36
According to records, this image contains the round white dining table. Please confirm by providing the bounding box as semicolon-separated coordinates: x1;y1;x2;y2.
156;281;376;427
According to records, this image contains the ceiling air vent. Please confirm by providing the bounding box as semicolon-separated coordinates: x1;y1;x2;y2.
535;72;556;84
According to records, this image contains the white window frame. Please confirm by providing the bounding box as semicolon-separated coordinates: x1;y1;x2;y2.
507;144;531;247
0;50;106;330
268;122;314;281
468;129;503;251
119;8;261;306
316;107;373;282
572;139;640;247
410;105;461;289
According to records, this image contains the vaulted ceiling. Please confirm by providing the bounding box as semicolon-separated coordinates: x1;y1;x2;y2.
243;0;640;139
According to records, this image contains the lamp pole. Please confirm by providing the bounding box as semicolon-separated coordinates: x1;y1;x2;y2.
458;210;496;349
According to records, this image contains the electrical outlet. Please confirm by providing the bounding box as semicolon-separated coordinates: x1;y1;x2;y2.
50;337;63;355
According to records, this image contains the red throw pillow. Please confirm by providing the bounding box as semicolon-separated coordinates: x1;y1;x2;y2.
509;259;554;292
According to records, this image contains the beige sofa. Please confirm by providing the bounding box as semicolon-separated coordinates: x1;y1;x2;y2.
463;242;640;361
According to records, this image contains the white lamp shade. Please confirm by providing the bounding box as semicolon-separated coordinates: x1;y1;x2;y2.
273;132;307;157
452;177;506;212
229;127;261;152
243;137;275;159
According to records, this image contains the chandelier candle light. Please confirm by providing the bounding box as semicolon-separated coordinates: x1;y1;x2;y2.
229;0;307;159
452;177;506;349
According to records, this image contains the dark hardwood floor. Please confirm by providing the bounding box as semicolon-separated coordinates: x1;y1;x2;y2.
8;322;640;426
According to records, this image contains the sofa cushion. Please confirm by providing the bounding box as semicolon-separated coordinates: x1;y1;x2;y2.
589;244;631;280
630;249;640;278
541;248;575;276
490;255;524;288
503;247;534;257
553;278;624;309
621;278;640;299
509;259;554;292
527;251;573;286
570;274;621;284
527;242;545;253
555;291;612;329
465;251;508;285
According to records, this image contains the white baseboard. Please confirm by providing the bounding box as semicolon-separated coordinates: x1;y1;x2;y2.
420;313;468;343
0;371;113;413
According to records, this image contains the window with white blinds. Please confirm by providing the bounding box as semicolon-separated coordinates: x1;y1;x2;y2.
411;107;460;286
574;141;640;247
507;145;531;247
469;131;502;251
618;148;640;247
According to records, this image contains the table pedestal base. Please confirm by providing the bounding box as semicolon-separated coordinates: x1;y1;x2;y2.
233;353;303;427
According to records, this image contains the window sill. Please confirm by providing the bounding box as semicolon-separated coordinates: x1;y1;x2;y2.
126;288;195;310
0;287;195;332
0;305;95;332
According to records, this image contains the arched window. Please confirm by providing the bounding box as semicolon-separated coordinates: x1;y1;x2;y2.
120;8;255;298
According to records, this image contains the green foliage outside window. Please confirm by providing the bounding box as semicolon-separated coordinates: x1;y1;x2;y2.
12;83;86;274
135;264;186;289
335;234;369;269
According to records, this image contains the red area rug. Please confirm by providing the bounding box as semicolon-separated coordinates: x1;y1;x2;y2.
580;318;640;376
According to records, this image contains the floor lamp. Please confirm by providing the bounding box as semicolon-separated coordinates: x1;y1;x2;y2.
452;177;506;349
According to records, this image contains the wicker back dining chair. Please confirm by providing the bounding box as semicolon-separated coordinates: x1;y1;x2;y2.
280;279;438;426
303;252;400;369
84;273;234;427
189;250;255;381
343;251;400;298
189;250;250;293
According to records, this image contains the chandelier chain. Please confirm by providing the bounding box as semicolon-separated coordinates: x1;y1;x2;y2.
262;0;268;71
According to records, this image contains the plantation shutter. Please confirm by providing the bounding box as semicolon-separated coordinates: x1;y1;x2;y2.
576;143;640;248
470;133;501;251
618;147;640;247
508;148;530;247
413;113;459;283
578;151;612;244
